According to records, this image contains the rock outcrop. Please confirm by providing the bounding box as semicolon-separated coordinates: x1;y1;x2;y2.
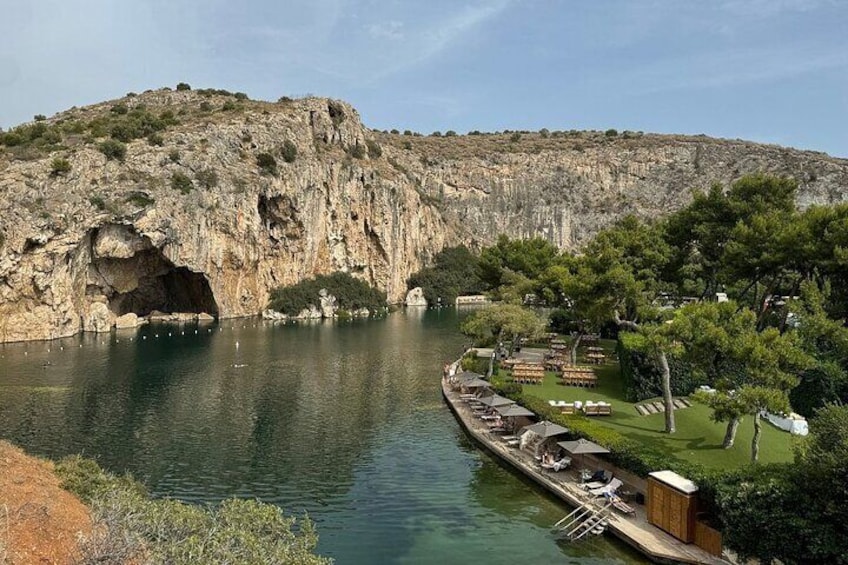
0;88;847;342
405;287;428;307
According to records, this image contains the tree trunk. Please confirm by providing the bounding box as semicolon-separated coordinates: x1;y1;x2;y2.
722;416;741;448
570;332;583;366
751;412;762;463
658;351;676;434
487;329;503;379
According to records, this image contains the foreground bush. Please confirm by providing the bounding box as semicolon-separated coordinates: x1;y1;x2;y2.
56;456;329;565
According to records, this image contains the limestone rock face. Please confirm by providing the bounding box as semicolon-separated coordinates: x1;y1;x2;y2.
318;289;337;318
84;302;114;333
114;312;144;329
297;305;323;319
1;88;847;342
405;287;428;307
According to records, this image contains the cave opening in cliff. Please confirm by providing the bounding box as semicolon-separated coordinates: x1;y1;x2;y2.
104;261;219;318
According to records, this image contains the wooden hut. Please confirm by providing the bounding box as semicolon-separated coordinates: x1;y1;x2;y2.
646;470;699;543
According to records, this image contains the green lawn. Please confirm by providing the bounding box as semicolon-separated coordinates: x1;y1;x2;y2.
504;341;799;469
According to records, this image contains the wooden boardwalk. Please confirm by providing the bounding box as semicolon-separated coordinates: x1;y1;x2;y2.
442;376;728;565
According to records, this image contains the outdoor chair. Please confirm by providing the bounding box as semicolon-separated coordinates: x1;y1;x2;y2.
542;456;571;471
589;478;623;497
608;493;635;515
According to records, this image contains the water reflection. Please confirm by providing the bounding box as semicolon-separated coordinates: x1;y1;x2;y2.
0;311;645;564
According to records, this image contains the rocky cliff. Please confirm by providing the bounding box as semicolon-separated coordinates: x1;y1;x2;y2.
1;88;847;342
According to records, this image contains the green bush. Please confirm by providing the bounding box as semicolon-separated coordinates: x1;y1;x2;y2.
402;140;412;150
234;92;248;100
431;131;442;137
110;103;129;115
605;128;618;137
222;99;237;111
176;82;191;91
125;192;155;207
147;132;164;146
55;456;329;565
257;152;277;175
268;272;386;316
460;351;491;375
509;132;522;142
34;114;47;121
195;168;218;189
98;139;126;161
199;101;212;112
50;157;72;176
171;172;193;194
281;140;298;163
89;195;107;211
445;130;457;137
365;139;382;158
348;144;366;159
168;149;181;163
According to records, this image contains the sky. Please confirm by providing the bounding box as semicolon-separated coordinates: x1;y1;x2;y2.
1;0;846;157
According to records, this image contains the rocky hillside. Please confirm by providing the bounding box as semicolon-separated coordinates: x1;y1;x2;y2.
0;87;846;342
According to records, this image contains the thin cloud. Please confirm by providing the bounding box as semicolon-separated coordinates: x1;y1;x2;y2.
366;21;404;40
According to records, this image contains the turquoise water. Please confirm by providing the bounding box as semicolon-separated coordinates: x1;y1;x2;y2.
0;310;645;564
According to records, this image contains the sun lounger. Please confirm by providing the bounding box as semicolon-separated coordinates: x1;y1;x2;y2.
589;478;623;497
552;457;571;471
608;494;635;515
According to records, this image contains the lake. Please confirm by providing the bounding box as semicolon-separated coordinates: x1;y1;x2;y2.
0;309;645;564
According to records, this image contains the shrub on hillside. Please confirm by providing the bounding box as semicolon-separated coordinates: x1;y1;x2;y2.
348;144;366;159
195;168;218;189
170;172;193;194
98;139;126;161
257;152;277;175
365;139;382;158
50;157;71;176
176;82;191;91
281;140;298;163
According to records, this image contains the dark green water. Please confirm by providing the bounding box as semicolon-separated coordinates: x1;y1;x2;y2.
0;309;645;564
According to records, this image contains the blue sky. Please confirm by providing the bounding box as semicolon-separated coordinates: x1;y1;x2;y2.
1;0;846;156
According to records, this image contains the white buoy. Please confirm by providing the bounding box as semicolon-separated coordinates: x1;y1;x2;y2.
236;341;240;350
143;336;147;340
47;348;50;353
24;351;27;356
181;331;184;335
60;346;64;350
195;330;198;334
168;332;172;337
155;334;159;338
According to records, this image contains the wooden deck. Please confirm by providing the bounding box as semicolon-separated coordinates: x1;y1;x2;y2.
442;376;728;565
